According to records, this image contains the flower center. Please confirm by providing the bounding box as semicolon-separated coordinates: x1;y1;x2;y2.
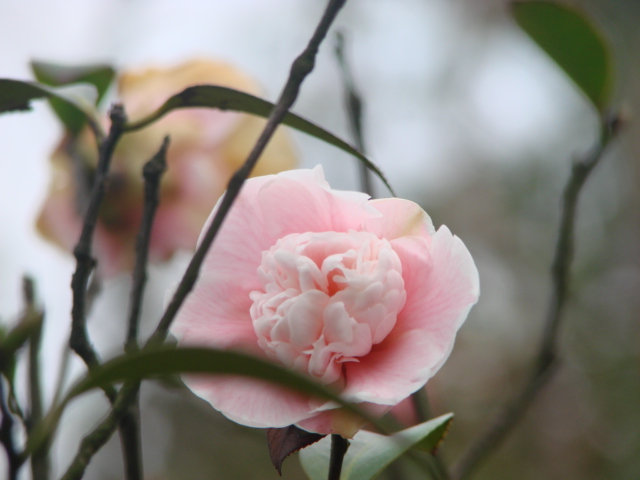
250;231;406;385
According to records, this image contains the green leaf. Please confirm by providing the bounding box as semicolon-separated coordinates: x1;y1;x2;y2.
0;311;43;373
299;413;454;480
30;61;115;133
66;346;376;423
28;346;384;457
511;0;614;111
0;79;100;132
30;61;114;103
123;85;394;195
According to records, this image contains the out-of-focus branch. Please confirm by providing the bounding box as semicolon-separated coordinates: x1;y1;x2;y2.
120;136;169;480
60;381;140;480
151;0;348;343
65;104;143;480
334;31;374;198
451;113;622;480
23;278;49;480
61;138;170;480
69;104;126;369
126;136;169;351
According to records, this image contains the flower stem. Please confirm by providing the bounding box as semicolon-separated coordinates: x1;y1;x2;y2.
328;434;350;480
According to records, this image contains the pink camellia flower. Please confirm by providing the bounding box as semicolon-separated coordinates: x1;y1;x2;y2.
37;58;296;276
172;166;479;438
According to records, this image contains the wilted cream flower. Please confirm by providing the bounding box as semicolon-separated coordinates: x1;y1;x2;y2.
37;58;296;276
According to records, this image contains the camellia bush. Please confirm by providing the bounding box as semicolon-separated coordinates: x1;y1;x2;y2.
0;1;627;479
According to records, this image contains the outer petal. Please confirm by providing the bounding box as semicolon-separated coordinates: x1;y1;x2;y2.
296;402;390;438
341;226;479;404
185;376;317;428
365;198;435;240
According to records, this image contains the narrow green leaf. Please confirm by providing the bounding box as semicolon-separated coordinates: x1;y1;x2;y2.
28;346;383;457
511;0;613;111
0;79;100;130
123;85;394;195
30;61;114;103
30;61;115;133
66;346;376;424
300;414;453;480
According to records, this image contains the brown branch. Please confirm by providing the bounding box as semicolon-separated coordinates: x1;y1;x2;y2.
120;137;169;480
69;104;126;368
65;104;144;480
126;136;169;351
150;0;348;343
23;277;50;480
61;138;170;480
451;113;622;480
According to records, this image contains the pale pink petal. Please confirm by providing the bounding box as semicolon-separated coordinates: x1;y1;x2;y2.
393;226;479;335
186;376;317;428
341;227;479;404
296;402;390;437
365;198;435;240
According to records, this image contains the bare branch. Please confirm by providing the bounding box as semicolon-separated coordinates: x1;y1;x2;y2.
150;0;348;343
451;113;622;480
126;136;169;351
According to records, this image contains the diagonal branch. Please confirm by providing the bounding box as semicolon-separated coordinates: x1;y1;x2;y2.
126;136;169;351
451;113;622;480
150;0;348;343
60;382;140;480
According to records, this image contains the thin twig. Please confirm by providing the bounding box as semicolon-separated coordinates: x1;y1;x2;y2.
60;382;140;480
53;276;101;409
61;139;170;480
328;434;350;480
24;278;49;480
334;31;374;197
150;0;348;343
451;113;621;480
69;104;126;368
120;137;169;480
66;104;142;480
126;136;169;351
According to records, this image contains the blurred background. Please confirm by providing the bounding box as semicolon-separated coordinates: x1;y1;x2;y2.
0;0;638;479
